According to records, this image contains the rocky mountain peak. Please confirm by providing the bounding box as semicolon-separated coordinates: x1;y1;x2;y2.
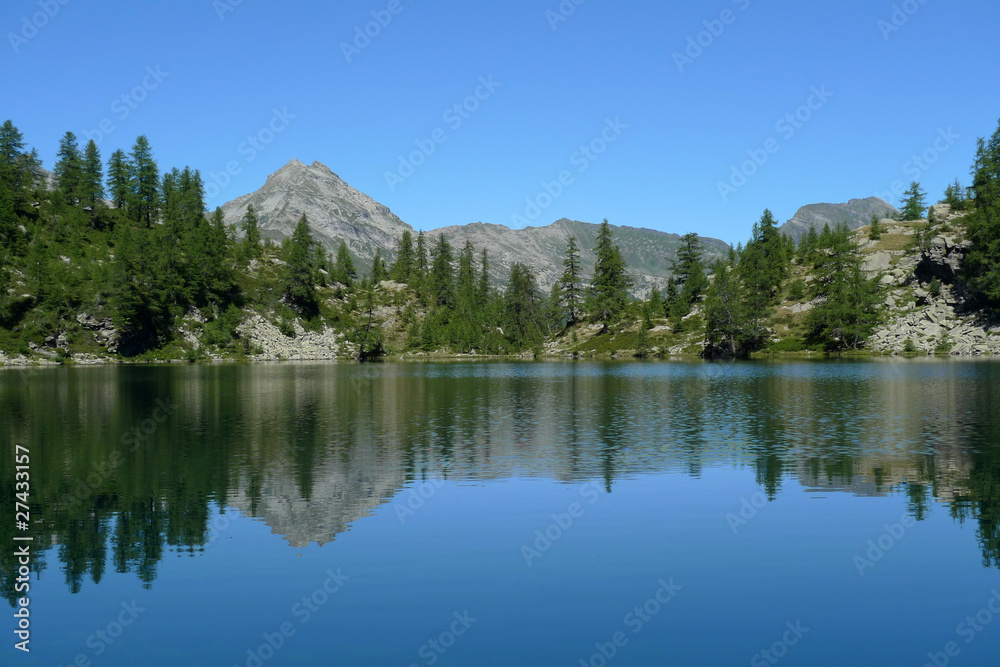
221;159;412;270
778;197;899;242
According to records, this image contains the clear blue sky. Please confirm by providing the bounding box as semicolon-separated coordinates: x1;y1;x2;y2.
4;0;999;244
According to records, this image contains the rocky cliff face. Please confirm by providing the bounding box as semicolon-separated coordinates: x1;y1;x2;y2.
863;204;1000;355
779;197;899;242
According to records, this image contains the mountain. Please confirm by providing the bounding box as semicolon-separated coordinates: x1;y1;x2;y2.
430;219;730;297
221;159;729;295
220;159;411;271
778;197;898;242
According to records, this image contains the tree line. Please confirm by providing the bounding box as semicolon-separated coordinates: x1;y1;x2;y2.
2;117;999;360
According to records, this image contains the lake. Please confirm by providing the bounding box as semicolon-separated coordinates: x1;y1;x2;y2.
3;360;1000;666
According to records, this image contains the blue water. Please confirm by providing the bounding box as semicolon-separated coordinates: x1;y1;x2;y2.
3;360;1000;665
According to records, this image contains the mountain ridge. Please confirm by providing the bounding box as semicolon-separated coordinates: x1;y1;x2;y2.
221;159;731;294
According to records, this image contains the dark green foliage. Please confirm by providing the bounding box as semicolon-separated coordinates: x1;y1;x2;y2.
648;288;662;318
82;139;103;197
965;119;1000;303
807;225;883;350
900;181;927;221
54;131;84;204
590;219;632;329
107;149;131;209
370;249;388;284
869;214;883;240
282;216;319;313
797;225;819;263
670;232;708;318
738;209;788;344
240;205;262;260
559;236;583;324
503;263;543;349
703;257;751;358
415;231;429;285
332;241;356;287
128;136;159;227
110;225;173;355
429;234;455;308
787;278;806;301
929;277;942;297
390;230;415;283
354;282;386;361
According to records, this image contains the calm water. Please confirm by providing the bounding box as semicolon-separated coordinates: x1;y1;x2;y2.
3;360;1000;666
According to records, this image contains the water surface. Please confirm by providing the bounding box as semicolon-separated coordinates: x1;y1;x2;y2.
3;360;1000;665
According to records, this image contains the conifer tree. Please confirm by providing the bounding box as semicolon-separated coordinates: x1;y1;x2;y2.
129;136;159;227
559;236;583;325
900;181;927;221
414;231;429;287
703;257;750;357
671;232;708;317
503;262;542;350
965;119;1000;302
333;241;356;287
371;249;388;284
282;215;319;312
591;219;631;330
107;149;131;210
240;205;262;259
477;248;490;306
738;209;788;346
54;131;84;204
429;234;455;308
390;230;415;283
869;214;883;240
81;139;104;208
807;224;883;349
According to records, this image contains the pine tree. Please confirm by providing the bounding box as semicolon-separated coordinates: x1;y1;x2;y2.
456;240;477;303
671;232;708;316
429;234;455;308
965;119;1000;302
503;263;542;350
649;287;663;319
0;121;35;215
477;248;490;306
900;181;927;221
559;236;583;324
738;209;788;344
808;224;883;350
332;241;356;287
703;258;750;358
282;215;319;312
663;277;678;318
591;219;632;330
414;231;429;287
81;140;104;208
240;205;262;259
799;225;819;262
869;214;883;240
129;136;159;227
390;230;415;283
54;131;84;204
371;249;388;284
107;149;131;210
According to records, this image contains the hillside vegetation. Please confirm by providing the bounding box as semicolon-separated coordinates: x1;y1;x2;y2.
1;117;999;365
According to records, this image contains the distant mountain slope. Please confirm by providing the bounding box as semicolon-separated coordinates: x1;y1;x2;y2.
220;160;729;294
220;159;412;270
429;218;730;296
778;197;898;242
